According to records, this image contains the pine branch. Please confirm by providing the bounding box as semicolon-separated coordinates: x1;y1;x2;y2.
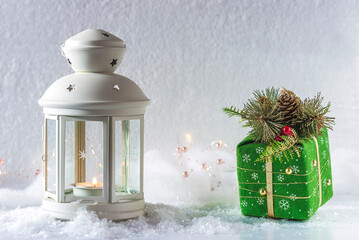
223;87;284;143
256;129;300;162
253;87;281;102
223;106;241;118
296;93;335;137
240;87;284;142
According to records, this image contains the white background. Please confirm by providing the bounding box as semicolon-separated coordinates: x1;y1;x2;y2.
0;1;359;239
1;0;359;188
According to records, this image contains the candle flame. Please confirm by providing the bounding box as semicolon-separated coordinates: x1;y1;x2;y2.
92;177;97;187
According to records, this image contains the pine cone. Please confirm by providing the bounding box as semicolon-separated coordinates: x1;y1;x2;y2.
277;87;301;125
258;96;271;106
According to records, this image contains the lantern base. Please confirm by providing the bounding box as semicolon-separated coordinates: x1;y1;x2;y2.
41;198;145;221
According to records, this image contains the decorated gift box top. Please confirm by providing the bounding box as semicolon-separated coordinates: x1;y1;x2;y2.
223;87;335;162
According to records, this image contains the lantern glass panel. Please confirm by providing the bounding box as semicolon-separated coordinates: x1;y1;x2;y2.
64;119;104;198
114;119;141;195
64;121;75;194
46;119;56;194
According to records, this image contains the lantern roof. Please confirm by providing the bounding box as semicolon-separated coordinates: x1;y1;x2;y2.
38;29;150;116
63;29;126;49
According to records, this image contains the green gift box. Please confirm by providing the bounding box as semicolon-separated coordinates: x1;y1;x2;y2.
236;128;333;220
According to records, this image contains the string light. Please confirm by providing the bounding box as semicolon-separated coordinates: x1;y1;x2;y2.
176;134;236;191
0;157;41;185
185;133;192;146
0;133;104;186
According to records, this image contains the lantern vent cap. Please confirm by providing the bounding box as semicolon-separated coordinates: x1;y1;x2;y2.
61;29;126;73
62;29;126;49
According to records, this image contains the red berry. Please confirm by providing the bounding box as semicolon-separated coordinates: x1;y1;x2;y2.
276;135;283;142
318;123;322;130
282;126;292;136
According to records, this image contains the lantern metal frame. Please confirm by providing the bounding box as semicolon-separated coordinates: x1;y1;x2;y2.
41;114;146;220
59;115;109;203
110;115;145;203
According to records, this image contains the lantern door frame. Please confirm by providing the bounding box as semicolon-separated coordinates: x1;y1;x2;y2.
110;115;144;203
43;115;58;201
59;116;109;203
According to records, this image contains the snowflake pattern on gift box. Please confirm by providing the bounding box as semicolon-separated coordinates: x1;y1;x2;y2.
289;194;296;201
290;165;300;174
251;172;258;180
279;199;290;210
257;198;264;205
241;200;248;207
307;208;314;217
313;187;317;196
242;154;251;163
261;164;266;171
322;150;327;159
256;147;264;155
275;152;283;159
297;146;303;153
277;175;284;182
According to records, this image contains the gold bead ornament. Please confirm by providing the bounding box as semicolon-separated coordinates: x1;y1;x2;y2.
259;188;267;196
312;159;317;167
326;179;332;186
285;167;293;175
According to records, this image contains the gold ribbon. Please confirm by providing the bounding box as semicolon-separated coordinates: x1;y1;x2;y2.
312;136;322;207
265;136;322;217
266;160;274;217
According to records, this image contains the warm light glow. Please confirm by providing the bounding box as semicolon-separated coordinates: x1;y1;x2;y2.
185;133;192;142
92;177;98;187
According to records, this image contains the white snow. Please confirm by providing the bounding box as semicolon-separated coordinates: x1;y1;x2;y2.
0;196;358;240
0;148;359;239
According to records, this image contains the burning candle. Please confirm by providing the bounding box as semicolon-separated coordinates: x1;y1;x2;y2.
73;177;103;196
92;177;97;187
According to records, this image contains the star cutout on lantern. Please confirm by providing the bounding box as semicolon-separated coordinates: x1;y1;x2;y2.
110;59;117;67
113;84;120;91
102;33;110;37
79;150;86;160
67;84;75;92
67;58;71;65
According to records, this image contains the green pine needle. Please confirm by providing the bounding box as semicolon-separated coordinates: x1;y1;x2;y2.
256;129;300;162
296;93;335;138
223;106;241;118
253;87;281;102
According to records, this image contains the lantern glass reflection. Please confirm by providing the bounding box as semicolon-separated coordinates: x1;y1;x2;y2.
46;119;56;194
64;119;105;198
114;119;141;195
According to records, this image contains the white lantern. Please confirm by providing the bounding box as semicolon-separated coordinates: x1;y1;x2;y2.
38;29;150;220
